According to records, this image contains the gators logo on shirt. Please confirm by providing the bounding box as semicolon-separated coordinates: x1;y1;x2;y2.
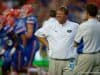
67;30;72;33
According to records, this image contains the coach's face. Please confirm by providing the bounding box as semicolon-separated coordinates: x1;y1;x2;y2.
56;10;67;24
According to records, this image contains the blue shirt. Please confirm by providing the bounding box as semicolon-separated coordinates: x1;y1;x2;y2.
14;18;26;36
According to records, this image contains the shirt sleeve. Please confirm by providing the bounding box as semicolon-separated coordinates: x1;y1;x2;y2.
74;24;84;43
73;23;79;36
35;21;51;38
26;16;36;24
4;25;13;33
15;21;26;35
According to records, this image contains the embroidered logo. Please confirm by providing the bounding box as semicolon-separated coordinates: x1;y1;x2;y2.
67;30;72;33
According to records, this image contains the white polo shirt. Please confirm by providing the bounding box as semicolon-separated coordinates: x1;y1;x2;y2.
75;18;100;54
47;17;56;22
35;19;79;59
43;17;56;26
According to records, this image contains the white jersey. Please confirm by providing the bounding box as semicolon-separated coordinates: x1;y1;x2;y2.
35;19;79;59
